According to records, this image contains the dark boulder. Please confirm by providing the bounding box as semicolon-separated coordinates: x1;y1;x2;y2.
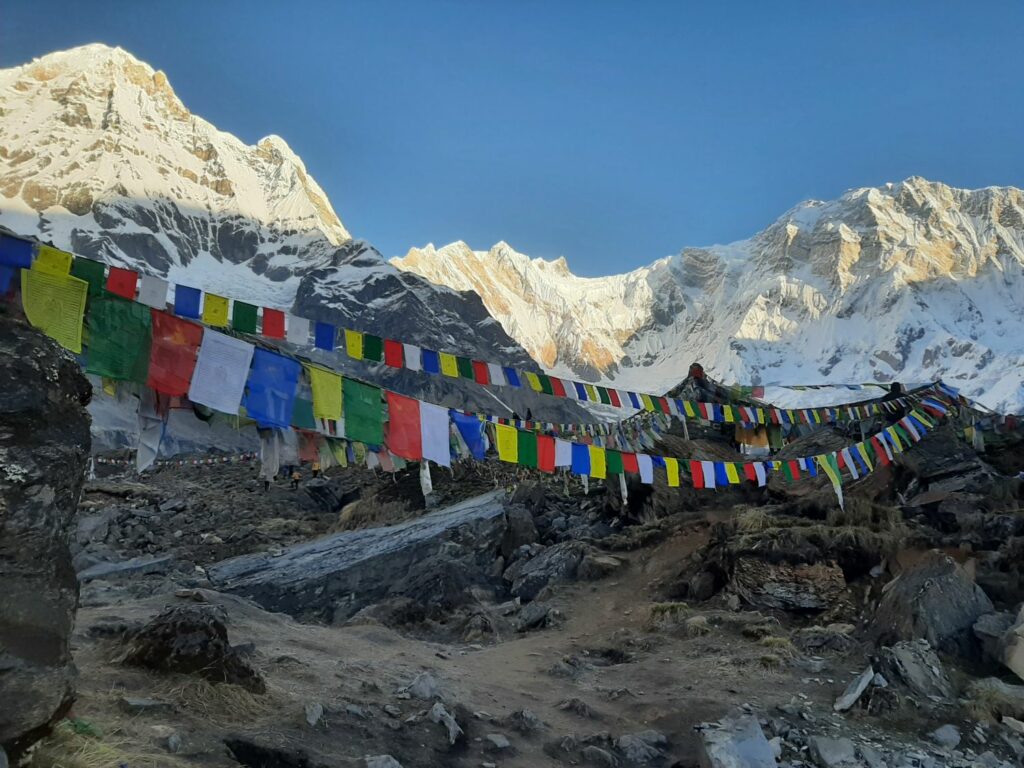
504;541;593;602
0;318;91;758
122;604;265;693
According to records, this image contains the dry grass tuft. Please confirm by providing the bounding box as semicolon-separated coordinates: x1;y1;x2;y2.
758;653;785;671
157;679;274;727
736;509;771;534
758;635;798;658
964;678;1024;722
335;498;415;531
30;720;189;768
683;615;711;637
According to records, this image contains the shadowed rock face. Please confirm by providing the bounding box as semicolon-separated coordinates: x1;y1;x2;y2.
0;317;91;757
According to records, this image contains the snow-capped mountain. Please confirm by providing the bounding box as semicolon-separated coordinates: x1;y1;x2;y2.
0;44;586;422
395;179;1024;413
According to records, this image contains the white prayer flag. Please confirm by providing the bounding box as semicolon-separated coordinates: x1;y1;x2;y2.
187;330;255;416
841;447;859;479
286;315;310;345
487;362;506;386
754;462;767;487
137;274;168;308
554;438;573;467
701;460;717;490
403;343;422;371
637;453;654;484
420;401;451;468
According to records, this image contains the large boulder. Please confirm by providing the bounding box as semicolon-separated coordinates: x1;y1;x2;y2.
731;557;845;613
697;713;776;767
504;541;593;602
0;318;91;757
872;550;993;655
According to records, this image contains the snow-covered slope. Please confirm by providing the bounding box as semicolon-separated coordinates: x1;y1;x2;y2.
0;44;590;427
395;179;1024;412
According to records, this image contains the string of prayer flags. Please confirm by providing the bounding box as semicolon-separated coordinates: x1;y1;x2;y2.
187;330;255;416
232;301;259;333
34;246;72;276
386;392;422;460
175;285;202;319
286;315;310;345
137;275;169;309
84;297;153;382
147;310;202;396
20;268;88;353
342;379;383;445
306;365;343;421
244;349;302;429
106;267;138;300
262;308;286;339
202;292;230;327
420;401;451;467
314;321;335;351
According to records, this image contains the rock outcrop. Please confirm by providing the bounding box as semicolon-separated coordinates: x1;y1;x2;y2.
0;317;91;757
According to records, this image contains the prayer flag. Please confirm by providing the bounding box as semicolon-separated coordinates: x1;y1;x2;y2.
34;245;72;276
147;310;202;396
487;362;505;385
439;352;459;377
606;449;624;475
188;330;254;415
608;389;621;407
714;462;730;487
0;233;33;268
504;367;521;387
452;412;486;459
690;460;705;488
472;360;490;385
384;340;404;368
85;296;152;382
306;365;343;420
286;315;310;345
244;349;301;429
622;452;640;474
818;454;845;509
422;349;440;374
518;430;538;468
456;356;474;380
343;379;383;445
291;397;316;430
232;301;259;333
574;382;588;400
636;454;653;483
571;442;591;475
106;267;138;300
138;274;169;309
665;457;680;487
363;334;383;362
589;445;607;479
21;269;88;353
525;371;543;392
628;392;642;409
597;387;611;405
314;321;335;351
701;461;717;489
70;257;106;297
496;424;518;463
420;401;451;467
870;435;892;465
585;384;598;402
555;438;573;467
202;293;230;327
345;329;364;359
174;285;202;318
262;308;285;338
724;462;741;485
538;374;554;396
404;343;422;371
537;435;556;473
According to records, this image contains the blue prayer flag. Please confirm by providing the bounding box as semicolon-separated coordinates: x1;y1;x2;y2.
175;285;202;319
244;348;301;429
574;382;588;400
571;442;591;475
714;462;729;487
503;367;521;387
628;392;642;409
451;411;486;459
651;455;666;469
314;321;335;351
422;349;440;374
0;234;33;269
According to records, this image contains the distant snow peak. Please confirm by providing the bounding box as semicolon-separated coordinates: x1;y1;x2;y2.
394;178;1024;412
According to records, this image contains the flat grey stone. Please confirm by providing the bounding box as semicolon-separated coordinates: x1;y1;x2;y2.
78;554;173;582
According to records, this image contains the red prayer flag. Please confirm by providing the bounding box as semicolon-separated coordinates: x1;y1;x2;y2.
622;452;639;474
147;310;202;396
871;436;891;466
550;376;567;397
743;463;758;483
262;308;285;338
837;451;846;469
690;460;705;489
537;435;556;473
608;388;621;407
385;392;422;460
472;360;490;385
106;267;138;299
384;339;404;368
697;403;710;420
657;396;670;414
787;460;801;480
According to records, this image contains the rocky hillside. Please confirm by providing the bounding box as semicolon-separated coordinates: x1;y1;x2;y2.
396;179;1024;412
0;44;587;423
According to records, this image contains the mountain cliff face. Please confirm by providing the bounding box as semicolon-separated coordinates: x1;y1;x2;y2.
395;179;1024;412
0;44;580;421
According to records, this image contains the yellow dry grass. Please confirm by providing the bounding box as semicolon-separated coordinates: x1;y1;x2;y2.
30;720;190;768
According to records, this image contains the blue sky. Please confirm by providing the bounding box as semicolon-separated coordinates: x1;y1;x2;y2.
4;1;1024;276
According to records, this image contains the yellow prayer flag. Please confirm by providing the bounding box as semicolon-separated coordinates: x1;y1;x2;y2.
723;405;735;423
588;445;606;479
306;365;343;420
439;352;459;378
665;457;680;487
344;329;364;359
683;401;696;418
724;462;741;484
886;426;903;452
21;269;88;353
640;393;656;412
34;245;73;276
525;371;543;392
496;424;518;463
585;383;598;401
203;293;230;327
812;409;822;424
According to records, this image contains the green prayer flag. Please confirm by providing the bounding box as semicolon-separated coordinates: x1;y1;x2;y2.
363;334;383;363
517;429;538;467
456;356;474;379
343;378;383;444
782;461;795;483
291;397;316;430
607;449;624;475
70;257;106;298
84;296;152;382
597;386;611;405
232;301;258;333
538;374;554;396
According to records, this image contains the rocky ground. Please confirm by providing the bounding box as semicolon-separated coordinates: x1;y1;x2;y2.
5;413;1018;768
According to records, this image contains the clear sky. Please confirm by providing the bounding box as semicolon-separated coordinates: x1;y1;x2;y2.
4;1;1024;276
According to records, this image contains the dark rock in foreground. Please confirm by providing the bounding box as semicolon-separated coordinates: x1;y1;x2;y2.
207;491;507;622
0;317;91;758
